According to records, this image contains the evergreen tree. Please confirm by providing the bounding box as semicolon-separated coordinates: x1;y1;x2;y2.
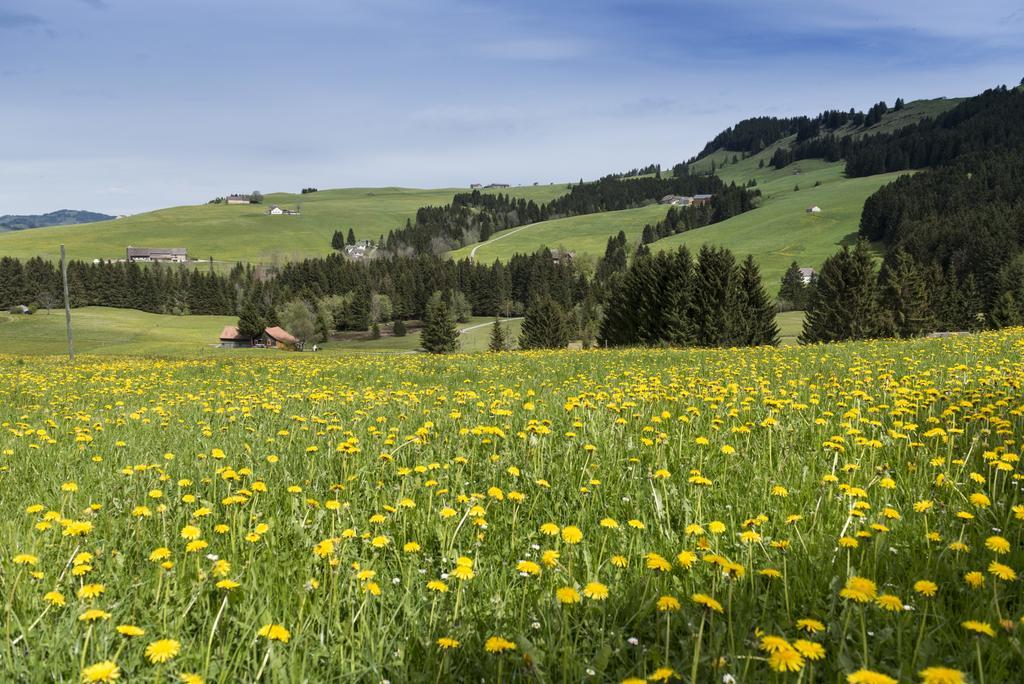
237;295;267;339
343;290;371;331
877;249;933;337
692;246;740;346
371;322;381;339
331;231;344;250
392;319;407;337
960;273;984;330
988;291;1020;328
735;255;780;345
347;228;357;246
488;318;507;351
800;241;883;343
641;224;656;245
778;261;808;309
420;296;459;353
662;247;697;345
574;291;603;349
520;296;571;349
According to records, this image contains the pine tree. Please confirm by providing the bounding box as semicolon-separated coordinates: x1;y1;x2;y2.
488;318;507;351
778;262;808;310
347;228;356;246
520;296;571;349
392;319;407;337
960;273;984;330
662;247;696;346
331;231;344;250
800;241;883;343
877;249;933;337
370;322;381;339
641;224;656;245
575;291;602;349
692;246;740;346
237;295;266;339
420;296;459;353
988;290;1021;328
345;289;371;330
735;255;779;345
629;253;665;344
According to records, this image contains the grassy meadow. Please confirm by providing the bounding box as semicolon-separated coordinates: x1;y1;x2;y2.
454;163;903;293
0;308;522;357
449;204;669;263
0;185;569;265
1;330;1022;683
652;170;907;292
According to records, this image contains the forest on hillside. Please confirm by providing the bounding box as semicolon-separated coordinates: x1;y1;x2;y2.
384;173;758;253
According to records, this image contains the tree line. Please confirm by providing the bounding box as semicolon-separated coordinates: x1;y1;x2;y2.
696;103;900;158
597;245;778;347
0;250;580;327
798;240;991;343
774;86;1024;177
382;173;756;254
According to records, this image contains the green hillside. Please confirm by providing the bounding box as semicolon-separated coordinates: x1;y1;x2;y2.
450;102;954;265
0;185;568;264
652;168;908;292
449;203;668;262
454;160;906;279
691;97;962;179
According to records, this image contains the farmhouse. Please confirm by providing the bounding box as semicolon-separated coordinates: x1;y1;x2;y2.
225;194;252;205
126;246;188;263
484;183;510;188
267;205;299;216
660;195;684;205
806;205;822;213
691;194;713;206
551;249;575;266
218;325;301;350
798;267;817;284
343;240;374;259
469;183;482;189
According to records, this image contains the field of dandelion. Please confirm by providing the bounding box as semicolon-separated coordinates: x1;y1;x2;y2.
2;332;1023;683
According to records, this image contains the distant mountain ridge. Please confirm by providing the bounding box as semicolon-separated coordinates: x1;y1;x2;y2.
0;209;115;232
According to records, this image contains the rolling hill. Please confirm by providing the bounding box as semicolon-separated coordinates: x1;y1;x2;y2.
0;209;114;232
454;159;906;280
0;184;568;264
0;96;969;284
652;168;907;293
452;100;954;275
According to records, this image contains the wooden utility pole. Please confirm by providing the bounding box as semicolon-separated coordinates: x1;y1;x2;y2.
60;244;74;362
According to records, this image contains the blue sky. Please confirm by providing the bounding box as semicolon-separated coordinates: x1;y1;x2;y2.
1;0;1022;215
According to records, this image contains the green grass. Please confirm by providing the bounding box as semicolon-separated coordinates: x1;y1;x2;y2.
449;204;669;263
776;310;805;345
328;317;524;353
0;185;569;264
652;169;908;294
0;307;523;356
2;330;1023;681
451;162;903;294
0;307;236;356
